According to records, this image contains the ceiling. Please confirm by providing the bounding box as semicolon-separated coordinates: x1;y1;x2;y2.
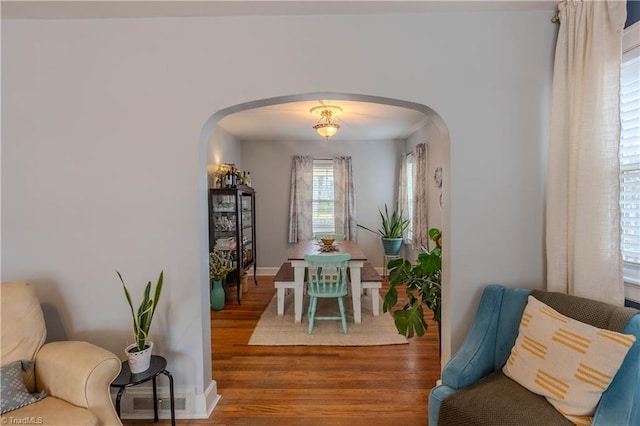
217;99;431;141
2;0;558;142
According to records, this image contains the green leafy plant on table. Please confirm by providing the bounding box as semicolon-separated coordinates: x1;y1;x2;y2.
384;228;442;339
117;270;164;352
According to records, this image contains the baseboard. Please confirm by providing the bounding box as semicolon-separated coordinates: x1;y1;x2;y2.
256;267;279;276
196;380;220;419
111;379;219;420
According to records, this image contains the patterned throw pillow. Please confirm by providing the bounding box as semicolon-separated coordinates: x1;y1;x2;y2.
0;361;46;414
503;296;636;426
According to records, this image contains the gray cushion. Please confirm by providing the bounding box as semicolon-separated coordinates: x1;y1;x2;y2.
0;361;46;414
531;289;639;332
439;371;573;426
439;291;639;426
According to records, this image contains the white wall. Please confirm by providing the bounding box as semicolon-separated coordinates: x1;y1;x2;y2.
239;137;404;269
2;11;554;415
207;126;242;186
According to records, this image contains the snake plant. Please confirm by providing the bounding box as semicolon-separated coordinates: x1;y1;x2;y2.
117;270;164;352
357;203;410;239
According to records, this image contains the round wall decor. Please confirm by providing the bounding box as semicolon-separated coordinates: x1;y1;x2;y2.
434;167;443;188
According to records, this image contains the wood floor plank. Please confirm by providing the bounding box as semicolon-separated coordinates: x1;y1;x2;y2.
122;276;440;425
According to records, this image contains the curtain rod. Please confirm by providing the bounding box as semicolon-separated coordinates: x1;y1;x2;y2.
551;11;560;23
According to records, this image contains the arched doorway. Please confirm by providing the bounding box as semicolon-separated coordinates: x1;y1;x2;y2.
198;91;452;383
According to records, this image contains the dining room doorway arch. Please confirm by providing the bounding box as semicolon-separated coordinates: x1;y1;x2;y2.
197;91;453;380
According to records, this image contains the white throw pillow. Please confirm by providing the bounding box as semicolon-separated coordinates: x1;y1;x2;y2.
502;296;636;425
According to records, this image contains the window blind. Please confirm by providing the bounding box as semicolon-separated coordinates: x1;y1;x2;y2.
620;43;640;265
312;159;335;235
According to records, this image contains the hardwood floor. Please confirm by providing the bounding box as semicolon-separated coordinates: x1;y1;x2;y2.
123;276;440;425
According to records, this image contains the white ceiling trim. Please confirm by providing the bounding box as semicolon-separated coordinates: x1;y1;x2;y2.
1;0;558;20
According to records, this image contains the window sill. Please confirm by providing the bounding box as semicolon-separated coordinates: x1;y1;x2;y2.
624;262;640;303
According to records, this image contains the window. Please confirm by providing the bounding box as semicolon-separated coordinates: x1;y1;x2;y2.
289;156;354;243
406;154;414;242
312;159;335;235
620;22;640;283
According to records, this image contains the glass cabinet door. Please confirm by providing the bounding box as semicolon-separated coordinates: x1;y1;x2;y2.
210;192;238;268
241;193;254;267
209;186;256;304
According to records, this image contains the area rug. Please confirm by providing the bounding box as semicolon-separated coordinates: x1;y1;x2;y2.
248;291;408;346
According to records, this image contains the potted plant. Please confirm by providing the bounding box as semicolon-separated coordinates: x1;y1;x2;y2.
117;270;164;373
209;248;235;311
384;228;441;347
357;203;410;255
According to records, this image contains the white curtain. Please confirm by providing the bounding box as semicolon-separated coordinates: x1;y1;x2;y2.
288;156;314;243
546;0;627;304
333;156;357;240
412;143;429;248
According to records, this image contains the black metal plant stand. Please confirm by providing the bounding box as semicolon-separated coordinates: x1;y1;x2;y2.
110;355;175;426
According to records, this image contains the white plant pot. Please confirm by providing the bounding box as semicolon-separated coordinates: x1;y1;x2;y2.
125;341;153;374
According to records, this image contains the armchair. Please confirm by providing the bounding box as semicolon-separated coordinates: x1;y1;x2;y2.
0;281;122;426
429;285;640;426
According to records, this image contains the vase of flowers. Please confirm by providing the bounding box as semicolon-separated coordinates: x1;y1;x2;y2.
210;249;234;311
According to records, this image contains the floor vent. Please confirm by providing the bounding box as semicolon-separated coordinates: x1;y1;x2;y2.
111;385;199;418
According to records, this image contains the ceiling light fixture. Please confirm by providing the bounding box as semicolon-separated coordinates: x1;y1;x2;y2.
310;105;342;140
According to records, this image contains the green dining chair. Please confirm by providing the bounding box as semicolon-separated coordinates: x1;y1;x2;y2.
304;253;351;334
313;233;346;240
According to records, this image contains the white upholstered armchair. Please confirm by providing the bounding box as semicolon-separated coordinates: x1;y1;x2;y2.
0;281;122;426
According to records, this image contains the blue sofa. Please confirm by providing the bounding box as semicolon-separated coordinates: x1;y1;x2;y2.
429;285;640;426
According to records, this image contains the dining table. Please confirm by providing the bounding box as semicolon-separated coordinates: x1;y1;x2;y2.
287;239;367;324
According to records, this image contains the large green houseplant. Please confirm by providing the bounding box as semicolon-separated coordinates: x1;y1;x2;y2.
357;204;410;255
384;228;441;339
117;270;164;373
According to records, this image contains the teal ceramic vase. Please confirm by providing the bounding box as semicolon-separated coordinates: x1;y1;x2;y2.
211;280;225;311
381;237;403;256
